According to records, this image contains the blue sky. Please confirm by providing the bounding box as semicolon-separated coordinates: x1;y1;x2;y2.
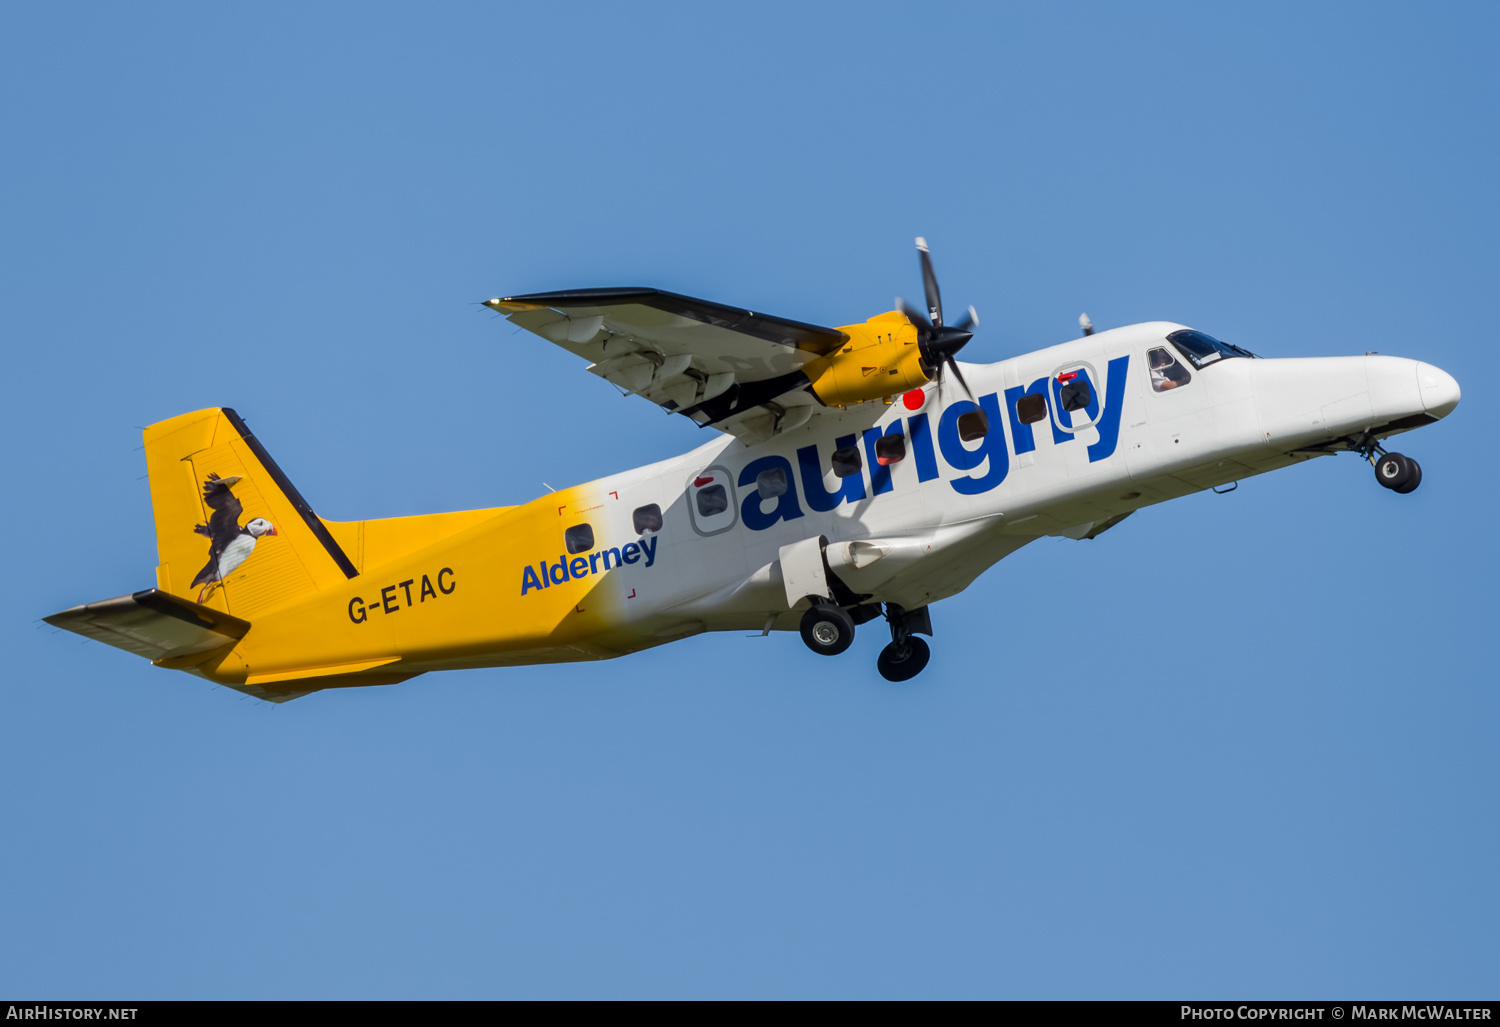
3;1;1496;998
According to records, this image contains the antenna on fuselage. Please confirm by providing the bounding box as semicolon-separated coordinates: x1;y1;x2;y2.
1079;313;1094;336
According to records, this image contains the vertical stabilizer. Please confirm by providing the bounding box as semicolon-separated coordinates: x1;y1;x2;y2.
143;408;357;619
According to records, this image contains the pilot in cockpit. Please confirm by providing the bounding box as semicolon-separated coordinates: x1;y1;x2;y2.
1149;347;1191;392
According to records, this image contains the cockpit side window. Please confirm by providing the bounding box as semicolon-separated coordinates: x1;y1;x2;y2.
1148;347;1192;392
1167;329;1256;369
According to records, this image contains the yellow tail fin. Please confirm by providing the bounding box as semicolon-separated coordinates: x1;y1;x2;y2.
144;408;358;619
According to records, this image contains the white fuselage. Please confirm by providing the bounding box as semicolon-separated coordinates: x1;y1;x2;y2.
506;321;1461;652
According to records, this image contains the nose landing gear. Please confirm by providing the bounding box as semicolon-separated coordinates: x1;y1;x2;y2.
1374;452;1422;493
1350;433;1423;494
878;636;930;682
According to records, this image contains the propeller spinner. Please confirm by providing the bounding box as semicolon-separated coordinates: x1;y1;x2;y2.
898;237;979;401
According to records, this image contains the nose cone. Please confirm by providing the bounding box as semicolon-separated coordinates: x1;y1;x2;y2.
1416;362;1461;418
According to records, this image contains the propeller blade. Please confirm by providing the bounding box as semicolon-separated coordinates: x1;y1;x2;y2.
929;355;948;402
903;242;975;389
916;237;943;327
898;297;932;332
945;357;974;402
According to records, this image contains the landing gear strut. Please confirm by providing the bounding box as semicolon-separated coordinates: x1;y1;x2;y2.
877;604;932;682
1350;433;1422;494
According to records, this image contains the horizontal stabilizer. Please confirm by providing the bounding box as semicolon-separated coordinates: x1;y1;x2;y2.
44;589;249;663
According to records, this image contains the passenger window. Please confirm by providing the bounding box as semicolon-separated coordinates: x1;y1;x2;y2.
632;503;662;534
957;409;989;441
696;484;729;517
1148;347;1192;392
831;445;863;478
1016;393;1047;424
565;523;594;554
875;434;906;466
1059;380;1092;412
756;467;787;499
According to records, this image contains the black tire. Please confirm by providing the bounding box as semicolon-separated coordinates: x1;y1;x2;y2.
877;637;931;682
800;604;855;656
1375;453;1414;491
1394;457;1423;494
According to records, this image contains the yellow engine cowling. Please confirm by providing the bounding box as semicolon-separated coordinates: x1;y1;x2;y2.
804;311;931;407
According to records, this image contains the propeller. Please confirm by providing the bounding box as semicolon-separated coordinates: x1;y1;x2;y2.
897;237;979;401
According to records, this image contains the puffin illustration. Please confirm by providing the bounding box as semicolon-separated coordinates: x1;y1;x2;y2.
191;473;277;602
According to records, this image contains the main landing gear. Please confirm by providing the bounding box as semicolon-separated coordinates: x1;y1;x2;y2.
1350;433;1423;494
799;603;856;656
798;600;934;682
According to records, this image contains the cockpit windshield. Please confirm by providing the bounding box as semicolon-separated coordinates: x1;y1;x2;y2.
1167;329;1256;369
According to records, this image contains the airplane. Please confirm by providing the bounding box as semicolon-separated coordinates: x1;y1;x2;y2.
46;240;1461;701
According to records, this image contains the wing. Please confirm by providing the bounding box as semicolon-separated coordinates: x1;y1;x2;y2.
488;288;854;444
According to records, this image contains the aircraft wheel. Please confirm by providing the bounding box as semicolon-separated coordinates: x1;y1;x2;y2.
1395;457;1423;494
800;604;855;656
877;637;931;682
1375;453;1417;492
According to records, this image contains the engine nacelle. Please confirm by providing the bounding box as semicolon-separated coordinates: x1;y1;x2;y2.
804;311;930;407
